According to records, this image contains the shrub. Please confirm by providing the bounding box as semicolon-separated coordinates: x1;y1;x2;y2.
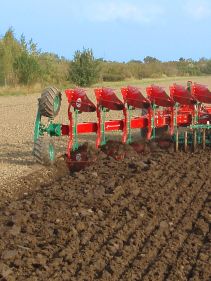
69;48;99;86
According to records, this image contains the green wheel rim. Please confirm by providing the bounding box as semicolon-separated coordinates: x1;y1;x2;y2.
34;110;41;142
53;95;60;114
49;143;55;161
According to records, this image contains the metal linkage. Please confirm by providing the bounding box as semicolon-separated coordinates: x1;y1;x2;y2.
173;126;211;152
151;104;156;139
121;86;151;143
65;88;96;157
99;107;107;146
126;105;133;144
34;109;62;142
73;109;79;151
95;88;125;147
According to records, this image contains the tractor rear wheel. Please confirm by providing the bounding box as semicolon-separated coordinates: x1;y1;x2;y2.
33;137;56;165
39;86;61;118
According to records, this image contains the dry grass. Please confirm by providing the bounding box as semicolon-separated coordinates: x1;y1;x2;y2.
92;75;211;88
77;76;211;101
0;84;42;96
1;75;211;97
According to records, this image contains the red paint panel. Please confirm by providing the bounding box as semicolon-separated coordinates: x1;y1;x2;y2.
146;85;175;107
177;114;192;125
170;84;196;105
192;83;211;104
65;89;96;112
105;120;124;131
131;117;148;129
121;86;150;109
94;88;124;110
77;122;98;133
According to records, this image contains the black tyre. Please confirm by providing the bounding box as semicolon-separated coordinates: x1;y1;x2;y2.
39;86;61;118
33;137;56;165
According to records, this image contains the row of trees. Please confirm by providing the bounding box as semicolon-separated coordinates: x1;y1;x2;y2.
70;53;211;86
1;28;211;88
0;28;69;88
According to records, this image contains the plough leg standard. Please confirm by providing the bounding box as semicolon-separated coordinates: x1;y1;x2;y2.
33;81;211;165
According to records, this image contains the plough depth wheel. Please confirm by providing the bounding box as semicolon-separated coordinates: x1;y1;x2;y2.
39;86;61;118
33;137;56;165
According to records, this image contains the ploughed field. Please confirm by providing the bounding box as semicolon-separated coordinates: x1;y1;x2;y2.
0;148;210;280
1;77;211;280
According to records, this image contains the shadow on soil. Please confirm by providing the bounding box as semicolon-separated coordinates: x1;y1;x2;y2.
0;131;143;167
0;142;36;167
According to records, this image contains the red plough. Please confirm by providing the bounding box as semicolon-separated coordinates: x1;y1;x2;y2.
33;81;211;165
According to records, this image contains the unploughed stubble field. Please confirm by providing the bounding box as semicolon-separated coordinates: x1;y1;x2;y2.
0;76;211;280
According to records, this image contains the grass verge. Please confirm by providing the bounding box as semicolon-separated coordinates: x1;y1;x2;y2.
1;76;211;96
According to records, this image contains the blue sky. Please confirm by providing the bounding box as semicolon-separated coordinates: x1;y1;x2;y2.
1;0;211;62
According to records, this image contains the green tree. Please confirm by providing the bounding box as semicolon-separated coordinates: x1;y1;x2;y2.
14;51;41;89
38;52;69;85
144;56;160;64
13;36;42;89
0;27;21;86
69;48;99;86
202;60;211;74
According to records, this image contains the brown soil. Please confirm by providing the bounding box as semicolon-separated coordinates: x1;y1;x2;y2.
0;148;210;281
1;78;211;280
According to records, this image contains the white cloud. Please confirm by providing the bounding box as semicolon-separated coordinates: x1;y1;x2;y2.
185;0;211;19
77;0;164;24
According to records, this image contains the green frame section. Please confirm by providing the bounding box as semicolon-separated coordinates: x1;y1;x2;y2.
72;109;79;151
34;110;42;142
126;105;133;144
53;95;60;113
100;107;107;146
45;122;62;137
151;104;157;139
173;126;211;145
49;143;56;162
189;124;211;130
33;109;62;142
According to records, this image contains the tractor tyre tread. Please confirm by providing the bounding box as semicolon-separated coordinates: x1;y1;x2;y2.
39;86;61;118
33;137;56;166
